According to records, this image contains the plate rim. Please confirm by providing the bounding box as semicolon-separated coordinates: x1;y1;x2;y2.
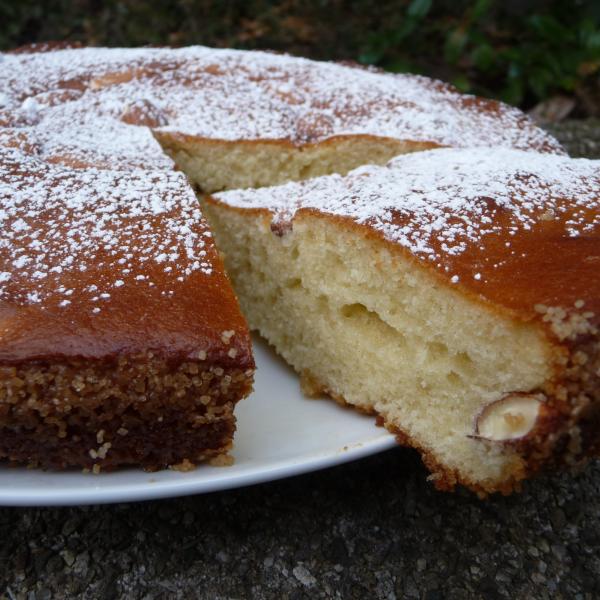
0;435;396;507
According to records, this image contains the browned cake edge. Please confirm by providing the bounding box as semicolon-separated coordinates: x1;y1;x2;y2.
0;354;255;472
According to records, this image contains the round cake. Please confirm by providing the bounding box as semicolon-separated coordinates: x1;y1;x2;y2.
1;43;597;494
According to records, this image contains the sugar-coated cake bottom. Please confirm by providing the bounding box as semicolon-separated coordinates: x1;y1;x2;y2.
0;356;252;472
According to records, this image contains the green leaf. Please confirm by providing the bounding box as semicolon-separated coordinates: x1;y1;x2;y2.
358;51;383;65
407;0;432;19
451;74;472;92
471;43;495;70
528;14;570;43
471;0;493;22
444;28;467;64
501;77;524;106
385;58;416;73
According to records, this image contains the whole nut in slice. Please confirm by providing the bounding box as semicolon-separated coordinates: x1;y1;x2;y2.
474;393;544;442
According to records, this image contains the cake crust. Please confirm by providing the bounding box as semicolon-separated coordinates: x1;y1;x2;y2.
0;357;252;472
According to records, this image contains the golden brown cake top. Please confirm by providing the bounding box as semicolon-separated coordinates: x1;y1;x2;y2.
0;45;562;166
0;142;252;366
214;148;600;338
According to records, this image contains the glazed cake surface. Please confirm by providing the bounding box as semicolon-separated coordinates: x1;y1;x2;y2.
208;148;600;494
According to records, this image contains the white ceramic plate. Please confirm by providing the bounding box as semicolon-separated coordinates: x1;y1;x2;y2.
0;336;396;506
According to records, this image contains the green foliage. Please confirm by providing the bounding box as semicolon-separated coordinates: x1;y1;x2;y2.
357;0;600;109
0;0;598;112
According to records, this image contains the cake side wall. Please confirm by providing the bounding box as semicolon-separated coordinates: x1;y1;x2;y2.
155;134;437;193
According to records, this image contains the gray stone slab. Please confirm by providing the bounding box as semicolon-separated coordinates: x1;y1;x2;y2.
1;120;599;600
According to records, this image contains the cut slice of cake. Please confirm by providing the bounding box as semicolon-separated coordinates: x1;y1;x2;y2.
205;148;600;495
0;142;254;472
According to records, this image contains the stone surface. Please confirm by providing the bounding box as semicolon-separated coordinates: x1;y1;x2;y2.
545;119;600;159
1;120;599;600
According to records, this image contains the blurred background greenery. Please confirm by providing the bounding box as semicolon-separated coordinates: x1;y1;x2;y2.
1;0;599;118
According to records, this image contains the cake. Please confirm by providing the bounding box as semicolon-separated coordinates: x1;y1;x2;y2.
2;44;592;491
0;137;254;472
206;148;600;495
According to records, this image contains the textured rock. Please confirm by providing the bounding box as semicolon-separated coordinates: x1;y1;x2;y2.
545;119;600;159
1;120;599;600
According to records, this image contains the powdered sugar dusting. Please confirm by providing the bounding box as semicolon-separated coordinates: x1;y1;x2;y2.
0;45;568;312
216;148;600;265
0;144;213;309
0;46;562;160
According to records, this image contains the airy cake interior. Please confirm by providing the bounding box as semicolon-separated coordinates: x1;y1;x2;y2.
156;134;434;193
200;204;556;492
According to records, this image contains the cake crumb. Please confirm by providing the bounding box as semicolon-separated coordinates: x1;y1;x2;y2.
170;458;196;472
221;330;235;344
209;454;235;467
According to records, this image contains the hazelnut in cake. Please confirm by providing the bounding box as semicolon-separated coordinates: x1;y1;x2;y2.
206;148;600;495
0;142;254;472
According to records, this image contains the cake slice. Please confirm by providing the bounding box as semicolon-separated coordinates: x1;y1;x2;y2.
205;148;600;494
0;142;254;472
